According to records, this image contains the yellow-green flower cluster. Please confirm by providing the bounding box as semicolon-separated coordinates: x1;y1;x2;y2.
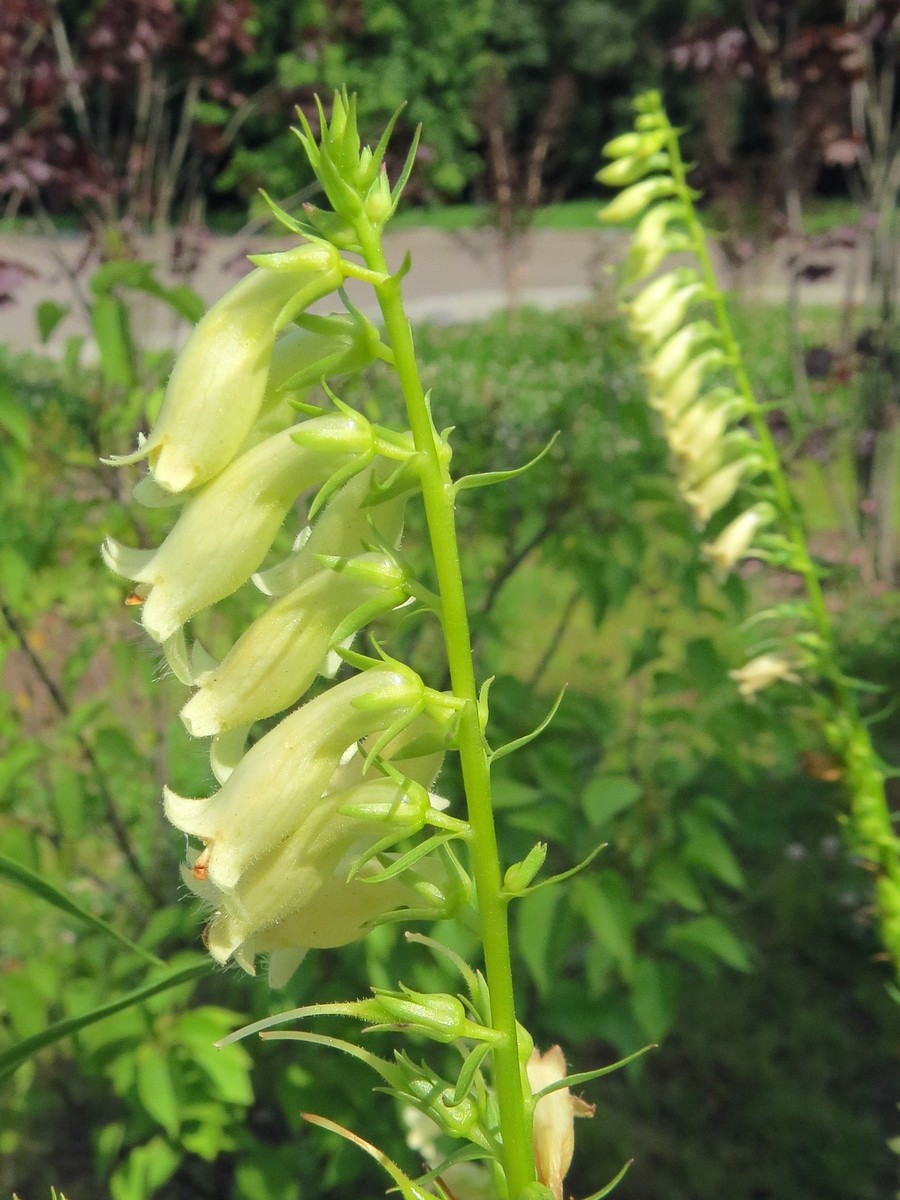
598;92;804;699
104;245;464;984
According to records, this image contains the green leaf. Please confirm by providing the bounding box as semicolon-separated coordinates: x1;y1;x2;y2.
0;743;41;804
648;856;705;912
0;851;163;965
36;300;69;343
490;778;543;810
91;294;136;388
574;873;635;978
0;384;31;448
665;916;752;972
137;1050;181;1138
582;774;642;829
0;962;205;1082
516;885;562;995
110;1137;180;1200
680;811;744;890
629;958;678;1041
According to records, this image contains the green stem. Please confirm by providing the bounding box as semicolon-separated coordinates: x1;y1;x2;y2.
354;219;536;1196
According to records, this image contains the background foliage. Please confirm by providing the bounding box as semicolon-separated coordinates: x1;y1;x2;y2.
2;1;900;1197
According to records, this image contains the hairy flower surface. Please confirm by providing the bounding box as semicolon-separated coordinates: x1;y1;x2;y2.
106;245;342;492
165;666;427;891
102;413;369;641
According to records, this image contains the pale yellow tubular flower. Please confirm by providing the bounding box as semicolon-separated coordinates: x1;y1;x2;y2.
729;653;800;699
644;321;716;389
628;270;685;329
106;245;342;493
598;175;676;224
630;280;706;347
215;861;449;987
253;467;406;597
180;553;405;736
649;350;725;424
681;456;756;523
667;389;744;462
200;774;431;951
526;1046;595;1200
703;504;774;572
165;666;425;891
102;412;371;642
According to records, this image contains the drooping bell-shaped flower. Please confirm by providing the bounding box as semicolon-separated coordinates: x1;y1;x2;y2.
102;411;374;642
526;1046;595;1200
106;244;344;493
703;503;774;572
180;552;407;736
165;666;429;892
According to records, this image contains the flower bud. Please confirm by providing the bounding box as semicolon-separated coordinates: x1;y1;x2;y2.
631;280;706;346
596;152;668;187
645;322;717;389
601;129;668;160
103;413;370;642
371;987;494;1044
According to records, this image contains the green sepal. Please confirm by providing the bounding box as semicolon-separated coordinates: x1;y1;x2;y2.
301;1113;440;1200
257;1029;402;1089
450;1040;494;1106
258;189;306;235
358;832;462;883
454;432;559;495
477;676;494;732
288;399;326;416
413;1144;497;1192
581;1158;634;1200
308;454;376;523
511;842;606;899
502;842;548;895
530;1043;656;1104
389;127;423;219
405;931;482;998
329;590;409;648
489;686;566;763
273;271;343;331
367;102;407;187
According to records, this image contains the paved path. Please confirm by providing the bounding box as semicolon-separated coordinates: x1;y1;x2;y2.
0;225;865;354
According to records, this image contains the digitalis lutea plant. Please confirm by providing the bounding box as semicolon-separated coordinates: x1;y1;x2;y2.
105;90;633;1200
599;90;900;977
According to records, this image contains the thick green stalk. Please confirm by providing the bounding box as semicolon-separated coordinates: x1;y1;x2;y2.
354;218;536;1196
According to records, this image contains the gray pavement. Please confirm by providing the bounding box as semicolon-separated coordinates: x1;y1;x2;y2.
0;224;866;355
